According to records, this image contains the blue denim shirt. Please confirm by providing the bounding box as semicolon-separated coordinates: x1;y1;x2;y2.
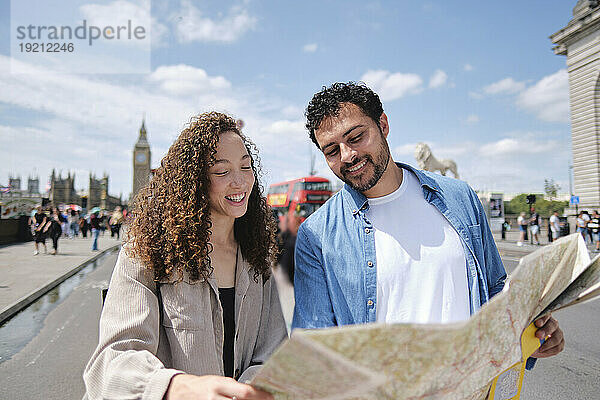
292;163;507;330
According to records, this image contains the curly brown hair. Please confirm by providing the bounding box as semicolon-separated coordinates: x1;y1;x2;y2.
126;112;278;282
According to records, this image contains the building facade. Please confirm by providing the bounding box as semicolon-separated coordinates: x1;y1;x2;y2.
50;170;79;205
551;0;600;210
27;176;39;193
48;170;122;210
8;176;21;191
87;173;122;210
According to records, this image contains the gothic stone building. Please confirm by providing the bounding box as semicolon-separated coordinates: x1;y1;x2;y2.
49;170;122;210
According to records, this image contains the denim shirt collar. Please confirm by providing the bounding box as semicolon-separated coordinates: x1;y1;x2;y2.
341;162;440;216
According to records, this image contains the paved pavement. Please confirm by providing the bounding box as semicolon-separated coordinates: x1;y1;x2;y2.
0;233;121;324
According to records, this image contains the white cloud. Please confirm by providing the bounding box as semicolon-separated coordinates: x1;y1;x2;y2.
483;77;526;95
148;65;231;96
281;105;304;119
303;43;318;53
479;136;561;157
464;64;474;72
468;135;569;192
429;69;448;88
264;120;305;135
360;70;423;101
466;114;480;124
394;143;419;157
516;69;569;123
171;1;256;43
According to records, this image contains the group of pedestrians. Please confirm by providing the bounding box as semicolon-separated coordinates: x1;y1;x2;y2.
29;206;127;255
516;208;600;251
517;207;542;246
30;206;63;255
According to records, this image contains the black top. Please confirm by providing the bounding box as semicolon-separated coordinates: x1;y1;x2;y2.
34;212;46;225
218;287;235;378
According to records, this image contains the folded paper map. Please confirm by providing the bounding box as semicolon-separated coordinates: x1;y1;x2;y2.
251;233;600;400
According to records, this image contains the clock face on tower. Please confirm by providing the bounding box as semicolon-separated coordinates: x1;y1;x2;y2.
135;151;147;164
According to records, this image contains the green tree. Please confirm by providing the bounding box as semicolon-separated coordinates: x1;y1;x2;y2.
504;193;568;217
544;179;560;201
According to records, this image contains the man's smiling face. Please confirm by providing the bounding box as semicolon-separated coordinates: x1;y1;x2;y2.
315;102;391;193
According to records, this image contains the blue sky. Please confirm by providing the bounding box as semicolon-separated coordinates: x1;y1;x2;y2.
0;1;577;199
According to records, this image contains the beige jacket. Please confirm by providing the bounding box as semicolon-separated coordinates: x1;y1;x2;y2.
83;247;288;400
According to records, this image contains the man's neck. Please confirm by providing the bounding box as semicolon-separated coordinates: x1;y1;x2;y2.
362;160;403;198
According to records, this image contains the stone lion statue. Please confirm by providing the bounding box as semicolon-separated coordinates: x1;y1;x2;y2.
414;142;459;179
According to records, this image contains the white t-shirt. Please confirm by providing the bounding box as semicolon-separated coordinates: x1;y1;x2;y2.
550;215;559;232
366;169;470;324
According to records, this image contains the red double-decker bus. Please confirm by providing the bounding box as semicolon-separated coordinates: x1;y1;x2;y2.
267;176;332;222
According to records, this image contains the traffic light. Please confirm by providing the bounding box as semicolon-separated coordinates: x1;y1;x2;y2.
525;194;536;204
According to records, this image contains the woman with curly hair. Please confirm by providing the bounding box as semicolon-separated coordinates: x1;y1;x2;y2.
84;112;287;400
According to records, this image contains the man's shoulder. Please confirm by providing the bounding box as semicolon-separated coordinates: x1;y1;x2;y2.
300;190;345;233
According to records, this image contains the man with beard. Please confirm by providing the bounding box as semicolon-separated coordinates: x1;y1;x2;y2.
292;82;564;363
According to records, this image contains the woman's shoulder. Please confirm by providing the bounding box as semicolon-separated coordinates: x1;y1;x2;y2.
114;245;157;287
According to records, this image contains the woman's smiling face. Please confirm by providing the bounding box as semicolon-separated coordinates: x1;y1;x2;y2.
207;131;256;220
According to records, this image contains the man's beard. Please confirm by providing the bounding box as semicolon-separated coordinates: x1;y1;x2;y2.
340;140;390;192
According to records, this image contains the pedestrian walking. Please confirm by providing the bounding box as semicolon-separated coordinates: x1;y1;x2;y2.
45;209;63;255
529;207;541;245
549;211;560;242
79;215;89;238
279;210;301;285
59;208;69;237
576;211;588;243
83;112;286;400
109;206;124;239
69;209;79;238
588;210;600;252
31;205;47;255
99;211;107;236
517;212;527;246
90;211;100;251
583;210;592;244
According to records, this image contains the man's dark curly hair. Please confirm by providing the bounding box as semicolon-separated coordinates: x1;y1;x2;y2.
305;81;384;148
126;111;278;283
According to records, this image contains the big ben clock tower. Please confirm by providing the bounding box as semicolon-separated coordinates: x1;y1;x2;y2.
132;118;151;201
